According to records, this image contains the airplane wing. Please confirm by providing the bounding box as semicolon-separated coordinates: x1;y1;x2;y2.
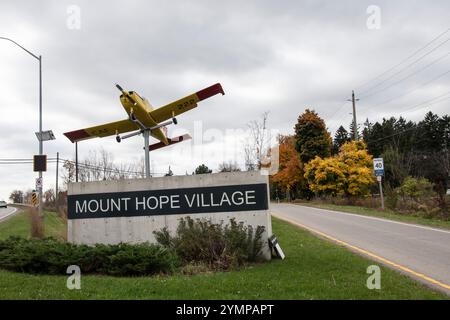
149;83;224;123
64;119;138;143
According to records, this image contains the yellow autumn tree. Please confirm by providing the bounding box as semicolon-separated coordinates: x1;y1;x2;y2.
304;141;375;197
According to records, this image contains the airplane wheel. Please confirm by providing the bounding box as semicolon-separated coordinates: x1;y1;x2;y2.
116;136;121;143
173;117;178;125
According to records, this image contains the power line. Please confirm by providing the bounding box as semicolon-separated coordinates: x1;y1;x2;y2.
324;101;349;121
355;28;450;91
368;126;418;144
60;158;167;176
365;91;450;123
404;91;450;113
359;37;450;97
360;50;450;99
60;158;145;176
0;157;148;176
368;69;450;108
0;158;57;161
325;101;351;135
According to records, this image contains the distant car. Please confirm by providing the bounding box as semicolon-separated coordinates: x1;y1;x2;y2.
0;201;7;208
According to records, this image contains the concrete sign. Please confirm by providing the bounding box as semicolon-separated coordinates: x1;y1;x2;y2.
67;171;272;259
68;183;268;220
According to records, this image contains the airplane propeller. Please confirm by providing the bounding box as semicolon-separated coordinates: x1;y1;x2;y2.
115;83;137;106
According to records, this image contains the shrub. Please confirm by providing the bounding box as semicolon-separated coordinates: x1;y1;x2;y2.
0;236;180;276
397;176;435;201
154;217;265;270
385;185;399;210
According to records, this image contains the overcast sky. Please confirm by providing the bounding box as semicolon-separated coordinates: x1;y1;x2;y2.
0;0;449;200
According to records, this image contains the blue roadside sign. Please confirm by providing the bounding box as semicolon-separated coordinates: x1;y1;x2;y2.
373;158;384;176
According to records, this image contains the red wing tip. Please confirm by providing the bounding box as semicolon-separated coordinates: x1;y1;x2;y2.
64;129;90;143
196;83;225;101
147;134;191;151
214;83;225;95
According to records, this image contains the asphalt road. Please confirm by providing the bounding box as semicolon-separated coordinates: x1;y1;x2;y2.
271;203;450;293
0;206;17;222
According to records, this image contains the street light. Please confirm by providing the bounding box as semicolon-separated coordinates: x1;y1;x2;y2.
0;36;44;219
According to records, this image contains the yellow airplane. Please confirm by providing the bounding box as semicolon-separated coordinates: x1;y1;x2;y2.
64;83;224;150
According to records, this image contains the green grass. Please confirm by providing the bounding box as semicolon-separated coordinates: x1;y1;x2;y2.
0;211;446;299
292;202;450;230
0;208;66;240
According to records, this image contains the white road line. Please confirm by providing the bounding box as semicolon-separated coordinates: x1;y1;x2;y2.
275;203;450;235
0;207;17;222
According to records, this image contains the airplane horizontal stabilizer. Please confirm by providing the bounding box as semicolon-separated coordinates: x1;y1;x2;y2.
145;134;192;151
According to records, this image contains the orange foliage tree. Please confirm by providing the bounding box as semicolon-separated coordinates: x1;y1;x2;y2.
270;135;303;199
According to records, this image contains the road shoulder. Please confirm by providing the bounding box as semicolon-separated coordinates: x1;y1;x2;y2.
271;209;450;296
282;201;450;231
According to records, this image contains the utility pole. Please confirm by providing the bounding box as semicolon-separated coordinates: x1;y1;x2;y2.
55;152;59;206
348;90;359;141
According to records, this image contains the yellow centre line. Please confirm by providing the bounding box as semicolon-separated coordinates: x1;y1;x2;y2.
272;212;450;292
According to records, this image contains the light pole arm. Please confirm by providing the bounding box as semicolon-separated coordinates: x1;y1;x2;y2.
1;36;44;220
0;36;40;60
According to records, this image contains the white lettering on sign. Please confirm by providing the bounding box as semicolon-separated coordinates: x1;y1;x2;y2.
185;194;196;208
220;192;231;206
75;198;131;214
74;191;259;214
75;200;86;213
171;195;180;208
246;190;256;204
232;191;244;205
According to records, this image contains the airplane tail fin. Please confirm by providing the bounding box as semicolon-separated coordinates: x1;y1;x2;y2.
146;134;191;151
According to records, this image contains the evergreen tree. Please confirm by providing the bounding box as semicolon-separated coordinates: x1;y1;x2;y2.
194;164;212;174
415;111;443;152
333;126;350;154
294;109;332;163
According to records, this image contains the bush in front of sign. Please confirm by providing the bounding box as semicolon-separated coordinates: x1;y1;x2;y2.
0;236;180;276
153;217;265;271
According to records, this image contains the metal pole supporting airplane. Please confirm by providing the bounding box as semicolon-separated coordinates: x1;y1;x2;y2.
64;83;224;178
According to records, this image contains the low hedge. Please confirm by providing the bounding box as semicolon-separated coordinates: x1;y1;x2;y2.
154;217;266;270
0;236;180;276
0;218;266;276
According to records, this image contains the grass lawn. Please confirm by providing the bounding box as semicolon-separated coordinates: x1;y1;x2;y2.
0;210;447;299
291;201;450;230
0;208;67;241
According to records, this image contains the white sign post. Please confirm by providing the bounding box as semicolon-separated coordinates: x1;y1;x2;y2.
373;158;384;210
35;177;43;190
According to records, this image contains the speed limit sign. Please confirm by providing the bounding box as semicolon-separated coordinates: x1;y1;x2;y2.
373;158;384;176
